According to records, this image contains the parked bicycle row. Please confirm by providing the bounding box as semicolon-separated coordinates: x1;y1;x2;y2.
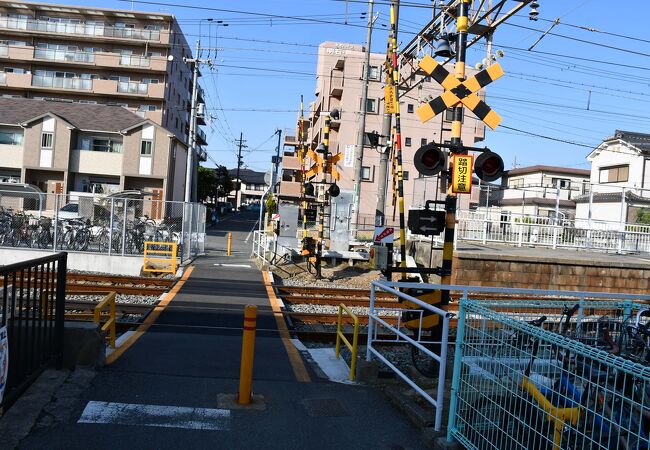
0;208;181;254
457;300;650;450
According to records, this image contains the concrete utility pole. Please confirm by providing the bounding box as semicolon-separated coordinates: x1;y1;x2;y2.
184;40;210;203
272;129;282;193
351;0;375;235
234;132;247;210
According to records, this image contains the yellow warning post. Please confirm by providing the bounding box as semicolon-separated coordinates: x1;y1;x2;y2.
238;305;257;405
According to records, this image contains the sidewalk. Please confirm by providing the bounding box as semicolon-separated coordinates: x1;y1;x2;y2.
19;211;424;449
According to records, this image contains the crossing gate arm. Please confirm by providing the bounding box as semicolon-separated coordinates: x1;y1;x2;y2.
144;241;178;274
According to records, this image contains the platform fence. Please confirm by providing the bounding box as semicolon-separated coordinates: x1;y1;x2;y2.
0;252;66;410
447;287;650;450
0;192;205;260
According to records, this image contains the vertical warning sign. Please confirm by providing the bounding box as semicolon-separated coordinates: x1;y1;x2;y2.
384;86;398;114
452;154;473;194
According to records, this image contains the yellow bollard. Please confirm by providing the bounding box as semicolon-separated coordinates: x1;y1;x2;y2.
238;304;257;405
227;232;232;256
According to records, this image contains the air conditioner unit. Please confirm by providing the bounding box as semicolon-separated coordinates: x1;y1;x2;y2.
316;184;327;203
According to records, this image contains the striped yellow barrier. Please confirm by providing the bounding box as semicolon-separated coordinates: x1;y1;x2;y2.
143;241;178;274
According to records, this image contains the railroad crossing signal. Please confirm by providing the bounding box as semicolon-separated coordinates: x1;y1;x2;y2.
408;209;446;236
305;149;342;180
416;55;504;130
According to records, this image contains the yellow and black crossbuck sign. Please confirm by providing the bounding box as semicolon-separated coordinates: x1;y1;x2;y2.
305;149;342;180
416;55;504;130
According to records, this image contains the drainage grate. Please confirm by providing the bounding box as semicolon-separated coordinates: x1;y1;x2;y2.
301;398;350;418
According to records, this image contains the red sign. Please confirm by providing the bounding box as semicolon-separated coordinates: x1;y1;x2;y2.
373;227;394;243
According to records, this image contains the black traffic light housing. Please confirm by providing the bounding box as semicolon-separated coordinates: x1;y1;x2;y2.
328;183;340;198
414;143;446;176
304;182;315;196
474;151;504;182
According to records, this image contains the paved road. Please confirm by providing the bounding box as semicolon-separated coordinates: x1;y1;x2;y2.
20;210;423;449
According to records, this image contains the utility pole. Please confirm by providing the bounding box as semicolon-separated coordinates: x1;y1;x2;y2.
272;129;282;193
234;132;247;210
183;40;211;203
351;0;375;237
374;2;397;228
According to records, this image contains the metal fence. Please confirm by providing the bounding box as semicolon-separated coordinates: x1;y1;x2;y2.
367;280;453;431
448;291;650;449
455;210;650;253
0;193;205;260
1;253;66;410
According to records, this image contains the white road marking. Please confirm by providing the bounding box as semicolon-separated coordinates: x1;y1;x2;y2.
213;263;251;268
78;401;230;431
244;221;260;242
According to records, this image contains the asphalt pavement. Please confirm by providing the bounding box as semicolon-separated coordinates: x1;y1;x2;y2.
19;210;424;449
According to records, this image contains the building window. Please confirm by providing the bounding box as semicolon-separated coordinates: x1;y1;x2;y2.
599;165;629;183
368;65;379;80
405;137;412;147
140;140;153;156
403;171;409;181
364;98;376;113
551;178;570;188
444;107;463;122
407;104;414;113
0;130;23;145
41;132;53;149
420;138;427;146
361;166;372;181
138;105;157;112
80;137;122;153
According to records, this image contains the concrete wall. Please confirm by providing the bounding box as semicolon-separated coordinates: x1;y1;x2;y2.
0;248;145;276
451;252;650;294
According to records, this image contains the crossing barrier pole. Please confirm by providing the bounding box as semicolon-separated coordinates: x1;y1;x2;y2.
227;232;232;256
238;305;257;405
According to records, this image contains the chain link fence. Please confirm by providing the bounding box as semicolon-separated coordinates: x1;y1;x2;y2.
0;192;205;260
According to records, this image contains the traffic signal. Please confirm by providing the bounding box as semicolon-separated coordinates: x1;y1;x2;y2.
474;151;504;182
304;182;314;196
414;143;446;176
328;183;340;198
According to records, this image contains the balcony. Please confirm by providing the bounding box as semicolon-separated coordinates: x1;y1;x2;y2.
0;16;168;44
117;81;148;94
282;155;301;171
330;75;344;97
32;74;92;90
196;128;208;146
118;54;150;68
284;135;297;147
278;181;301;198
34;47;95;63
69;149;123;177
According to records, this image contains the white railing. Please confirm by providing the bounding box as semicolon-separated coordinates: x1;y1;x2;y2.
367;280;453;431
32;75;92;90
0;16;161;41
454;210;650;253
119;54;150;67
0;73;6;84
34;48;95;63
251;230;274;265
117;81;148;94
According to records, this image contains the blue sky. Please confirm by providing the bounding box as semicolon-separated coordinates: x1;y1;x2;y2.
82;0;649;173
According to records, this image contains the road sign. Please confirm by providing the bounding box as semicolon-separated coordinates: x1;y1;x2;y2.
451;154;473;194
373;226;394;244
407;209;445;236
416;55;504;130
271;213;281;221
384;85;398;114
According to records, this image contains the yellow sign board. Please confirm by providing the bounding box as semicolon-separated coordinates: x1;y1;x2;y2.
452;155;473;194
384;85;398;114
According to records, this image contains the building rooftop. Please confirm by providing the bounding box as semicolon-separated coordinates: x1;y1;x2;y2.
609;130;650;153
0;0;174;19
504;165;590;178
228;168;266;185
0;97;148;132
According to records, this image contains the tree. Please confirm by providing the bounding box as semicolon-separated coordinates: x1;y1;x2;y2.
197;166;216;203
214;165;233;201
636;207;650;225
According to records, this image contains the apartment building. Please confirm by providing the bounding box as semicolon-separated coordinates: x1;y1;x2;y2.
0;97;187;208
0;0;207;151
279;41;486;223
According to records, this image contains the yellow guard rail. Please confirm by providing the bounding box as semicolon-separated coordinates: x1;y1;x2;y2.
335;303;360;381
143;241;178;274
94;291;116;348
